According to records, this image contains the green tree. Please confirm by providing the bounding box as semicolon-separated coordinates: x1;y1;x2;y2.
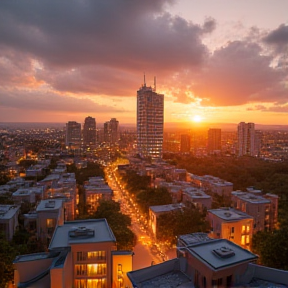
89;200;136;250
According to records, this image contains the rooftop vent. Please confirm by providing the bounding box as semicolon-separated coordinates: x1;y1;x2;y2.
224;212;232;217
213;247;235;258
45;200;56;208
69;226;94;238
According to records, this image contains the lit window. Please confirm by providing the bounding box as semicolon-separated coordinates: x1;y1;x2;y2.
241;235;245;245
241;225;246;233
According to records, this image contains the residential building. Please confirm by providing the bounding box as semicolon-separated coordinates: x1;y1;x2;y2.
182;187;212;210
180;134;190;153
149;203;184;238
238;122;256;156
137;79;164;159
207;208;253;250
0;204;20;241
84;177;113;214
188;173;233;196
36;199;65;244
14;219;133;288
207;128;221;154
109;118;119;145
128;232;288;288
65;121;81;149
83;116;96;148
12;187;36;204
231;190;278;232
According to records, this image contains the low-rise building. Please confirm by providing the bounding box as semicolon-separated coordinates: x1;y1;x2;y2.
149;203;184;238
36;199;65;245
14;219;133;288
12;187;36;204
188;173;233;196
231;191;278;232
128;233;288;288
182;186;212;210
84;177;113;214
0;204;20;241
207;208;253;250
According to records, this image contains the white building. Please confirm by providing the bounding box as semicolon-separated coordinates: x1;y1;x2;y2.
238;122;257;156
137;79;164;159
0;204;20;241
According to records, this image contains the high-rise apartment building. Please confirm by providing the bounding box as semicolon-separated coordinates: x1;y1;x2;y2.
103;118;119;145
110;118;119;144
137;80;164;159
207;128;221;154
83;116;96;148
180;134;191;153
65;121;81;149
237;122;256;156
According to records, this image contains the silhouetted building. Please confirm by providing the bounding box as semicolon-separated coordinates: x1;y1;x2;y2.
137;78;164;158
207;128;221;154
65;121;81;149
180;134;191;153
103;118;119;145
83;116;96;148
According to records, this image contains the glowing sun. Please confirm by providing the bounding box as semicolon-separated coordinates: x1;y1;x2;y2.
192;115;202;122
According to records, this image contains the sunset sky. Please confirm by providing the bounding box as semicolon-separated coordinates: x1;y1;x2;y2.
0;0;287;125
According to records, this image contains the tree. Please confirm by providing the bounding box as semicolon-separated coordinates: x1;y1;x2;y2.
89;200;136;250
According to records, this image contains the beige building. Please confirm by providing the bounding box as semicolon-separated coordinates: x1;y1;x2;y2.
188;174;233;197
231;191;278;232
128;233;288;288
14;219;133;288
84;177;113;215
182;187;212;210
207;208;253;250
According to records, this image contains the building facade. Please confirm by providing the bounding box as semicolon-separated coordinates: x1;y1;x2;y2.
65;121;81;149
83;116;96;148
137;82;164;159
238;122;256;156
207;128;221;154
180;134;191;153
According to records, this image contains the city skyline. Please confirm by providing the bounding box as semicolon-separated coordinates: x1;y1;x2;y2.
0;1;287;125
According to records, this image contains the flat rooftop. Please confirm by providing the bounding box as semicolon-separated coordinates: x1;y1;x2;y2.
183;187;211;199
186;238;257;271
178;233;213;246
36;199;63;212
150;203;184;213
140;271;192;288
0;205;20;220
232;191;270;204
208;208;253;221
49;219;116;249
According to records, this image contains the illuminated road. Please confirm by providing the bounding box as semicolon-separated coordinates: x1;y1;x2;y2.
105;165;175;270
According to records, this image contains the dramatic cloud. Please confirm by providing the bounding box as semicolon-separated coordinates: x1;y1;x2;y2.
0;88;127;114
191;41;288;106
263;24;288;53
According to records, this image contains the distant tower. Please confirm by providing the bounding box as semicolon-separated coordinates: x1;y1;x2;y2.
207;128;221;154
137;77;164;159
83;116;96;148
103;118;120;145
65;121;81;149
180;134;191;153
237;122;256;156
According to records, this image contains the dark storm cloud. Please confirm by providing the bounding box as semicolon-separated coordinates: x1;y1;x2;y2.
0;0;209;71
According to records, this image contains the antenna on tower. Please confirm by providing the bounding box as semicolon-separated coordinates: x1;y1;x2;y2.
154;76;156;91
144;73;146;87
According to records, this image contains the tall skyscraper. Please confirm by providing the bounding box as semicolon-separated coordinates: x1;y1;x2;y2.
237;122;256;156
207;128;221;154
83;116;96;148
137;78;164;159
180;134;191;153
65;121;81;149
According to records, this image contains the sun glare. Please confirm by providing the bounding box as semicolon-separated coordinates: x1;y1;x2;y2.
193;115;202;122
